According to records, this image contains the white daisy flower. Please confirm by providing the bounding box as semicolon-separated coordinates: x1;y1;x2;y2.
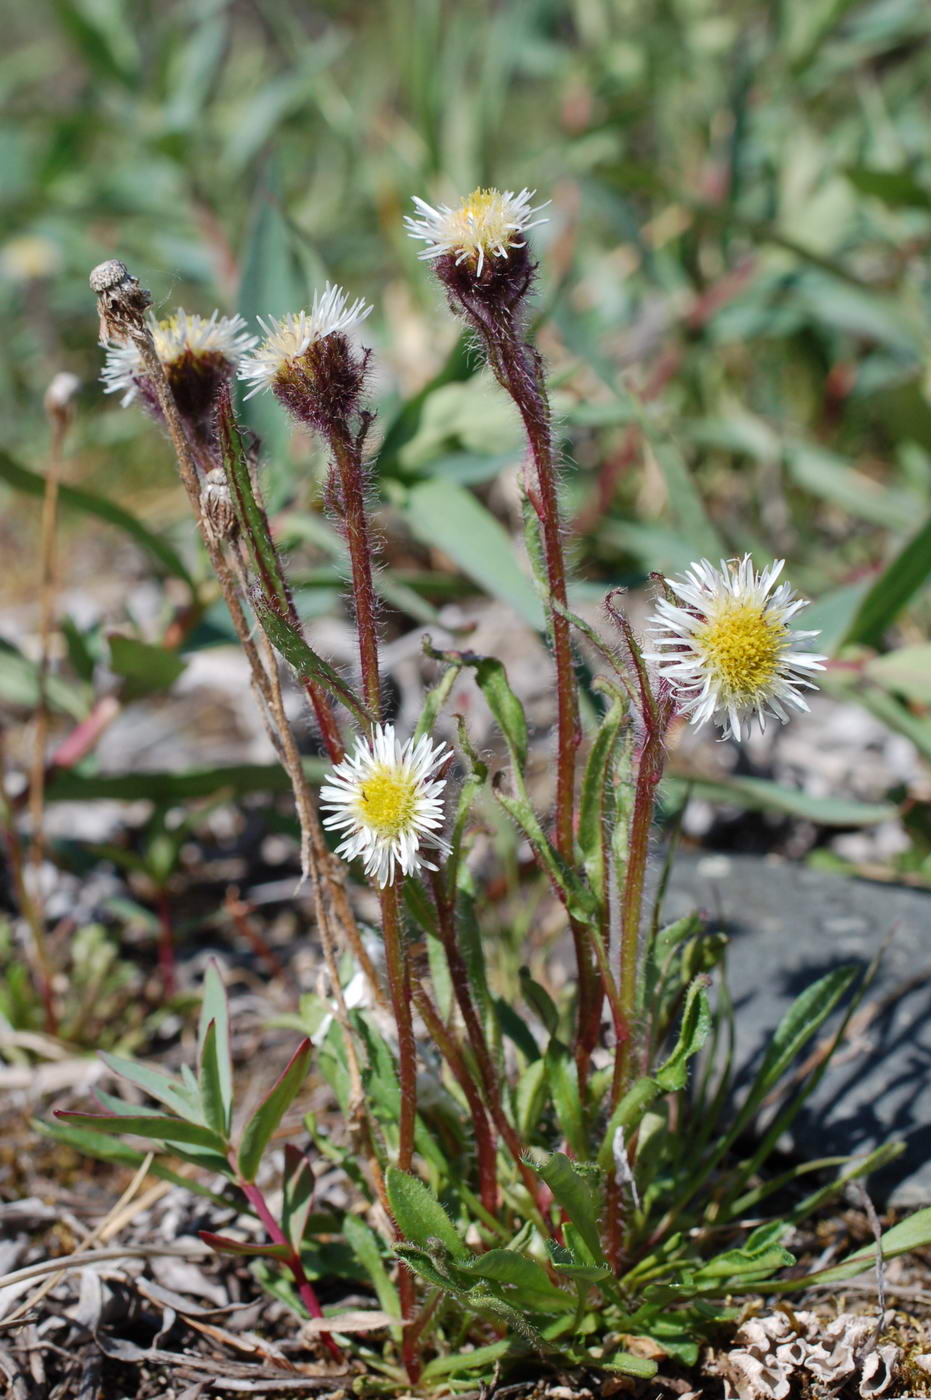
320;724;451;888
645;556;826;741
101;309;256;405
404;187;549;276
238;283;372;399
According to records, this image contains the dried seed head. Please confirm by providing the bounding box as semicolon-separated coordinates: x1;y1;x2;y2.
89;259;152;344
200;466;237;541
89;259;131;294
43;371;81;427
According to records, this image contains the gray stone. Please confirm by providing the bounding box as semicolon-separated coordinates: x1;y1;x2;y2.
661;852;931;1205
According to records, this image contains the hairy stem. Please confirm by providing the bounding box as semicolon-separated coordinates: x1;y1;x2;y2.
327;423;382;721
491;333;601;1088
412;980;499;1214
379;883;421;1383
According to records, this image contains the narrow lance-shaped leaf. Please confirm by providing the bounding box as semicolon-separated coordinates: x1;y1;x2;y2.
237;1038;313;1183
343;1214;402;1323
528;1152;604;1263
98;1051;200;1122
253;594;372;727
424;643;528;770
654;977;712;1092
0;449;195;589
200;1231;291;1260
198;959;232;1132
216;383;290;610
55;1109;226;1152
198;1022;229;1140
281;1144;316;1254
843;512;931;647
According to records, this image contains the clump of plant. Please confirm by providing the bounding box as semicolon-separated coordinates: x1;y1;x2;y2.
47;195;931;1393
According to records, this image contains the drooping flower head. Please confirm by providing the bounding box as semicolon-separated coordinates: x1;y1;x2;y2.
102;309;256;429
238;284;372;430
405;187;548;316
320;724;451;888
645;556;825;741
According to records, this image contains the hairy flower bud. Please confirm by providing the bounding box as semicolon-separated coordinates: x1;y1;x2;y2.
238;285;372;434
405;187;547;322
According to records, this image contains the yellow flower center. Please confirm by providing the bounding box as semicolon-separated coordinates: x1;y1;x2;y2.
695;602;787;696
357;769;418;837
450;188;517;260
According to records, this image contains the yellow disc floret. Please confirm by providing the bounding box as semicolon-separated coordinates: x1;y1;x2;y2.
357;770;419;838
695;602;787;698
405;187;548;276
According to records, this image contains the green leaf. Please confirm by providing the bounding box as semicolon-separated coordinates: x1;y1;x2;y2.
400;478;544;630
655;978;712;1092
806;1206;931;1286
471;656;529;769
598;1077;661;1169
55;1109;226;1152
602;1353;660;1378
98;1052;198;1122
280;1144;316;1254
786;443;920;531
200;1231;291;1260
252;595;371;726
385;1167;469;1260
843;514;931;647
720;966;862;1159
45;758;328;804
520;968;559;1037
36;1118;234;1204
0;637;89;719
237;166;305;508
528;1152;603;1263
865;644;931;703
343;1214;401;1322
237;1038;313;1183
198;1022;229;1141
754;1206;931;1294
457;1249;575;1312
198;960;232;1133
421;1340;512;1382
545;1043;588;1160
0;450;194;588
516;1058;548;1139
844;165;931;211
108;634;187;701
663;773;896;827
695;1244;795;1281
578;699;625;883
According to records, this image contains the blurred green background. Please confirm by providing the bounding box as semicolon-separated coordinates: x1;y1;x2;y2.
2;0;931;874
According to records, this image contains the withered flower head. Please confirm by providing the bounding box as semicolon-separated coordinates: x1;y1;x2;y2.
238;284;372;432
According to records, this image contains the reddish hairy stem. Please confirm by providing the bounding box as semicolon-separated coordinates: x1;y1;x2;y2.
328;424;382;721
494;338;602;1088
429;875;548;1217
155;889;177;999
412;981;499;1214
